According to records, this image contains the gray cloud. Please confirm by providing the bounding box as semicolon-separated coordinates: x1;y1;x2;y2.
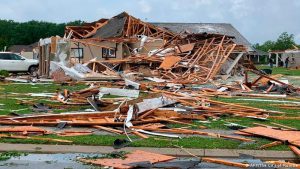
0;0;299;44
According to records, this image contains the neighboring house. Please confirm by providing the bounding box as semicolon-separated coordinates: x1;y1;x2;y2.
270;49;300;68
8;42;38;59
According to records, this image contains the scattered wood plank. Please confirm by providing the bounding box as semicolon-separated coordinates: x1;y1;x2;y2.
260;141;283;149
289;145;300;157
202;157;249;168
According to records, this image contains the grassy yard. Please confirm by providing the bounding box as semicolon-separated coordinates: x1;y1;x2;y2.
0;83;88;114
256;65;300;76
0;82;298;151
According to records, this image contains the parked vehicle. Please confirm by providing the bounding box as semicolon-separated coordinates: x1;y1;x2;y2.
0;52;39;74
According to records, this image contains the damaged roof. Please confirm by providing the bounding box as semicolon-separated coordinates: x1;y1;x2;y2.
152;23;253;51
90;12;253;51
92;12;127;39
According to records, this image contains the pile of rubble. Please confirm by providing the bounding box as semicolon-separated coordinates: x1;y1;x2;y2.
37;12;248;83
30;12;299;96
0;12;300;168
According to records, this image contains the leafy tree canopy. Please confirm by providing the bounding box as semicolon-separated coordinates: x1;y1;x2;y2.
253;32;298;52
0;20;83;50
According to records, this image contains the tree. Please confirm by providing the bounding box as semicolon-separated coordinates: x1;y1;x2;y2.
0;20;83;50
253;32;297;52
253;40;276;52
274;32;295;50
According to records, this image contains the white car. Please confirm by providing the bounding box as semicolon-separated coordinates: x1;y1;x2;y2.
0;52;39;74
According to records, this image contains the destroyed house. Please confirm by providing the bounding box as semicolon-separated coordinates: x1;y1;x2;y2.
38;12;250;83
66;12;175;62
65;13;252;63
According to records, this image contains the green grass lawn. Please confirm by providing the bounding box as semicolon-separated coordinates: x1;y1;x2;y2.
256;65;300;76
209;97;300;130
0;83;88;114
0;82;298;151
0;134;290;151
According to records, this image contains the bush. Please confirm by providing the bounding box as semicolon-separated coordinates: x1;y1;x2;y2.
0;70;9;77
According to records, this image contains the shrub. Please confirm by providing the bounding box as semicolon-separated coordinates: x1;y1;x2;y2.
0;70;9;77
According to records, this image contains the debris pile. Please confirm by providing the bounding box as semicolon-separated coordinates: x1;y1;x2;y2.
0;86;285;143
0;11;299;168
37;12;249;85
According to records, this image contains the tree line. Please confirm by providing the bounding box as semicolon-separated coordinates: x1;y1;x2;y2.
253;32;299;52
0;20;83;50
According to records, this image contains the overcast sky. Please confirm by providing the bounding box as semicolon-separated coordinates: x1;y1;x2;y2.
1;0;300;44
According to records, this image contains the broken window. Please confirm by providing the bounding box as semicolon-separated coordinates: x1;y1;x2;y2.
102;48;116;58
71;48;83;58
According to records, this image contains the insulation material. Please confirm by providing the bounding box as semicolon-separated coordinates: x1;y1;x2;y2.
148;48;174;56
125;105;134;128
39;38;51;46
136;129;181;138
144;77;168;82
73;64;92;74
135;96;176;114
124;78;140;89
51;62;85;80
100;87;140;98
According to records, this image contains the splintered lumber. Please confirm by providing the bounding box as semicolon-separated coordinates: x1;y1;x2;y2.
201;157;249;168
57;131;93;137
0;134;72;143
80;150;176;168
289;145;300;157
151;89;282;118
270;122;298;130
0;117;162;127
131;131;149;139
4;111;116;121
153;110;206;120
131;123;165;130
259;141;283;149
93;125;123;134
239;127;300;147
234;131;254;136
248;69;296;89
252;122;280;129
138;108;157;119
154;117;195;126
0;126;50;135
